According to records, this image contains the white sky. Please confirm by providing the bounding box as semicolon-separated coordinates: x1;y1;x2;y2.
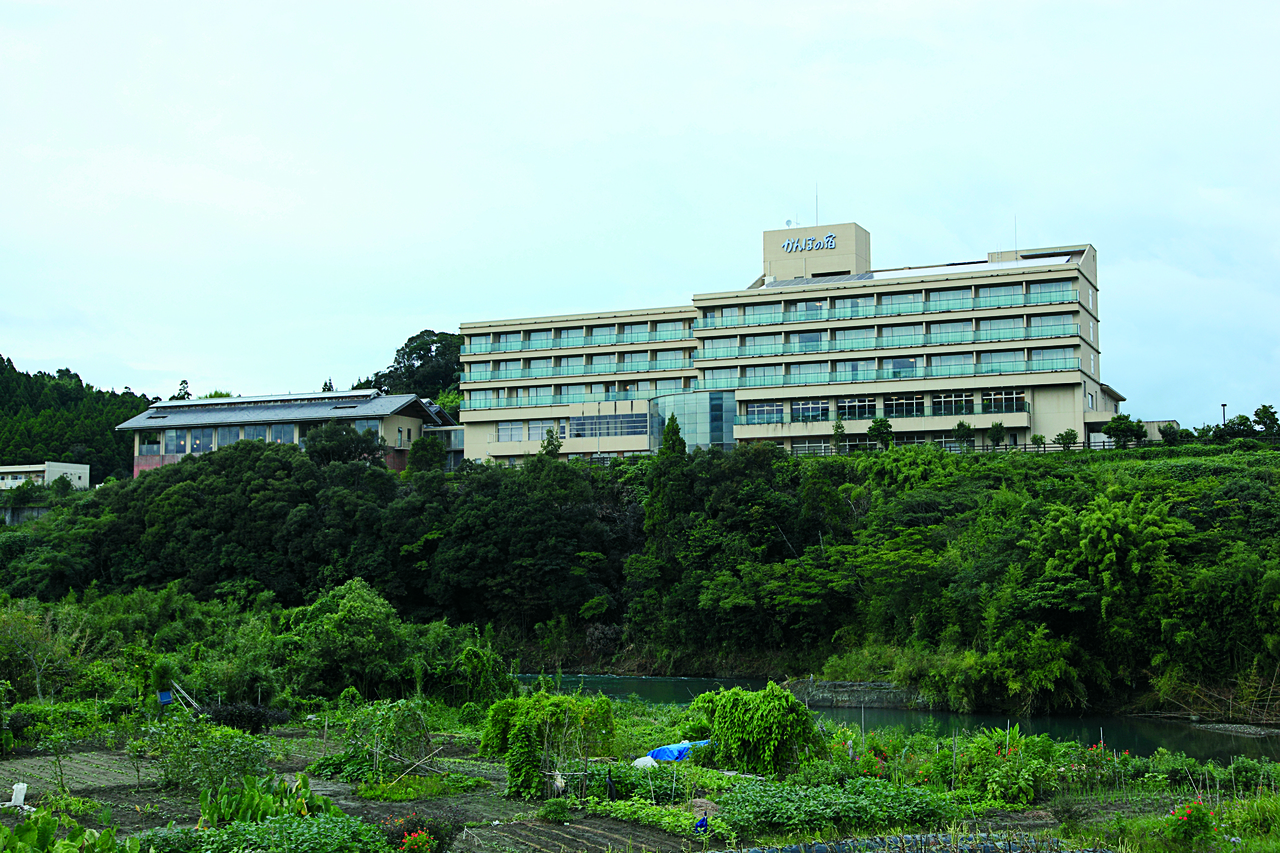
2;1;1277;427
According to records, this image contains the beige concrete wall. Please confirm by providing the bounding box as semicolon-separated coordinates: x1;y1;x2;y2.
763;222;871;280
1029;385;1082;441
380;413;424;450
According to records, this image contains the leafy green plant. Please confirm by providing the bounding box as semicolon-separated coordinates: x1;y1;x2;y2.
1165;799;1220;846
0;810;142;853
714;777;955;837
377;812;457;852
306;748;379;784
194;813;392;853
201;703;291;735
584;795;735;842
688;682;823;777
356;773;488;802
481;692;614;799
537;798;570;823
198;774;341;829
143;714;270;790
346;697;434;779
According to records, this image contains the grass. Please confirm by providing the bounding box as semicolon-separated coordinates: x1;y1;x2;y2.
356;772;490;802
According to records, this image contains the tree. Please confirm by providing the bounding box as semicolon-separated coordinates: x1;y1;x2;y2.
987;421;1007;449
1031;434;1047;452
1158;422;1181;446
1254;405;1279;437
1053;428;1079;450
407;435;446;472
540;427;562;457
200;390;233;399
659;414;686;456
169;380;191;401
867;417;894;449
831;413;846;453
952;420;975;449
1217;414;1257;441
1102;413;1147;449
322;378;335;392
303;420;387;466
371;329;463;400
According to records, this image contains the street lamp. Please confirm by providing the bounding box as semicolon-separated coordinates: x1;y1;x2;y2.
1222;403;1227;425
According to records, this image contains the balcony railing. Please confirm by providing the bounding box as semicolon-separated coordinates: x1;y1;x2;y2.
733;401;1030;425
692;291;1079;330
696;358;1080;389
694;324;1079;359
462;389;668;410
466;360;693;382
462;328;693;354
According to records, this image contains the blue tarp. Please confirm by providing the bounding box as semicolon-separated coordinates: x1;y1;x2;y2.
646;739;710;761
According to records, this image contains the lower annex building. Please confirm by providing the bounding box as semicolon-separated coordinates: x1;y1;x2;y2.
459;221;1126;463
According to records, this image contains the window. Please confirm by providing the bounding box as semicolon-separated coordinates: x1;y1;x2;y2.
1030;347;1073;361
790;299;825;314
1029;313;1072;327
932;391;974;416
498;359;521;371
271;424;294;444
560;384;586;396
834;327;874;341
352;419;378;435
527;386;553;398
835;359;875;374
623;352;648;363
931;353;973;367
745;302;781;316
790;332;823;351
655;378;683;390
560;355;585;367
622;323;647;335
1090;353;1096;374
745;401;783;423
558;327;584;340
884;394;924;418
881;292;922;306
529;357;552;369
745;334;782;349
978;285;1022;299
567;413;648;438
497;421;524;442
591;354;615;365
656;320;684;332
1028;280;1072;295
498;333;520;343
719;306;740;318
1089;392;1095;409
191;428;214;453
883;357;920;378
791;438;830;457
528;419;558;440
929;321;970;337
882;323;923;339
528;329;552;342
789;362;827;376
792;399;829;422
164;429;187;454
703;336;737;352
745;365;783;377
1089;320;1094;339
982;390;1025;413
216;426;239;448
138;430;162;456
928;287;970;304
703;368;737;381
396;427;403;448
590;325;615;338
979;350;1022;364
837;397;876;419
979;317;1021;331
833;295;874;311
656;349;683;361
244;424;268;441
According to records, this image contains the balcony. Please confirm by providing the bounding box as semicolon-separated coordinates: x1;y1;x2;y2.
462;328;693;354
694;324;1079;359
466;360;694;382
697;358;1080;390
692;291;1079;330
733;401;1030;425
461;389;666;410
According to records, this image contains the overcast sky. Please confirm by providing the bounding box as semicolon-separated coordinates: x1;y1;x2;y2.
2;1;1277;428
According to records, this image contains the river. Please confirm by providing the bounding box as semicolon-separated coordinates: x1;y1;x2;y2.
521;673;1280;764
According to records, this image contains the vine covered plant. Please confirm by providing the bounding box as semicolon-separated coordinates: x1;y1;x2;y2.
689;682;824;777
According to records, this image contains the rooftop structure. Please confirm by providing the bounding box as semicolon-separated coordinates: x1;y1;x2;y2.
0;461;90;490
458;221;1124;462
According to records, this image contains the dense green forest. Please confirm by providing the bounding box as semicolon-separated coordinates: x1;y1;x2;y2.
4;411;1280;715
0;356;151;484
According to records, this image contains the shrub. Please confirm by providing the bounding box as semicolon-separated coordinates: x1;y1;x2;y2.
132;826;202;853
145;714;270;790
1165;799;1219;845
307;748;379;784
716;777;954;837
537;798;570;823
378;812;459;852
480;692;614;799
688;682;823;777
197;813;392;853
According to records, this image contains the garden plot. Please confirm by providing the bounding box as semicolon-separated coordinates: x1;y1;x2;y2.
452;815;693;853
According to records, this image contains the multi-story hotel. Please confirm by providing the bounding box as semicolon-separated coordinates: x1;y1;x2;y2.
459;222;1125;463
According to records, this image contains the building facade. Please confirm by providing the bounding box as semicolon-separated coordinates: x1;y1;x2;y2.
0;461;91;490
459;222;1125;463
116;390;458;478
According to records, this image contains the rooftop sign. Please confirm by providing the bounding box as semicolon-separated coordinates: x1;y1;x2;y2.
781;233;836;253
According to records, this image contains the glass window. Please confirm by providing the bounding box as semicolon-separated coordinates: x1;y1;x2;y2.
527;386;553;397
351;419;378;435
979;317;1022;330
882;324;923;338
835;359;875;373
566;413;649;438
928;287;970;303
745;365;783;377
560;384;586;395
528;330;552;341
529;357;552;369
591;354;615;365
881;292;922;305
979;350;1022;363
883;357;920;377
655;378;683;390
791;399;829;422
138;430;162;456
719;306;740;318
931;353;973;366
983;390;1025;413
791;438;830;456
191;428;214;453
702;337;737;351
656;349;683;361
623;352;648;363
1030;347;1073;361
559;355;585;367
884;394;925;417
703;368;737;381
498;332;520;343
214;426;239;448
790;299;825;313
244;424;268;441
932;391;974;416
498;359;521;370
745;302;781;316
528;419;556;440
590;325;615;337
746;401;783;416
790;332;823;350
837;397;876;419
622;323;647;335
497;422;524;442
656;320;684;332
833;296;874;312
1089;392;1095;409
745;334;782;348
978;285;1022;298
835;327;874;340
164;429;186;454
558;327;584;340
270;424;294;444
1028;279;1072;294
1029;313;1072;327
790;362;827;375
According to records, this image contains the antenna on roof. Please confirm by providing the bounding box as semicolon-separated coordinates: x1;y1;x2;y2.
815;182;818;226
1014;214;1018;261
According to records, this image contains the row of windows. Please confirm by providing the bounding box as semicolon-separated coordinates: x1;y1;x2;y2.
786;429;1024;455
472;320;689;346
470;379;689;402
701;314;1081;348
137;420;392;456
496;414;650;443
699;280;1074;319
744;391;1026;421
701;349;1075;378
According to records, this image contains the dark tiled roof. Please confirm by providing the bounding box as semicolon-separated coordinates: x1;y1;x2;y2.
116;392;444;430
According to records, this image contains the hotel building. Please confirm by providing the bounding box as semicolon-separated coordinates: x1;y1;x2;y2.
458;222;1124;463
